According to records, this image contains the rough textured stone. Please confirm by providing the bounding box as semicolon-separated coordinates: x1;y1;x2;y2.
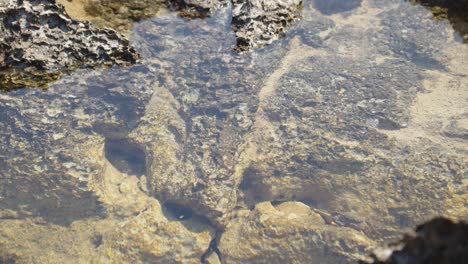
129;11;272;225
0;63;214;262
219;201;373;263
232;0;303;51
0;63;159;224
0;0;139;90
71;0;303;51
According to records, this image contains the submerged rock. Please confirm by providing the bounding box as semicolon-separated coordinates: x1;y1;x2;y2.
362;217;468;264
168;0;229;19
0;0;467;262
0;64;215;263
0;0;139;91
83;0;167;31
312;0;362;15
219;201;373;263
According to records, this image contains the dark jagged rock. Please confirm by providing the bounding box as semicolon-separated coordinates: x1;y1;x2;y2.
231;0;303;51
0;0;139;91
362;217;468;264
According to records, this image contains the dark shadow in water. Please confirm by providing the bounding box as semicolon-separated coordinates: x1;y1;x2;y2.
163;202;194;221
105;138;146;177
161;201;216;238
312;0;363;15
0;255;17;264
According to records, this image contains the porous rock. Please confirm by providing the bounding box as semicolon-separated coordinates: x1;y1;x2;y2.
0;0;139;90
231;0;303;51
78;0;303;51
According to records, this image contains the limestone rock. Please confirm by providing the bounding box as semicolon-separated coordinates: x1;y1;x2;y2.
73;0;303;51
0;0;467;262
0;61;215;260
237;0;467;236
0;196;214;264
232;0;303;51
0;64;154;224
219;201;374;263
0;0;139;90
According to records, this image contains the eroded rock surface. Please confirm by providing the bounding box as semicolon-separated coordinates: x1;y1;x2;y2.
169;0;229;19
0;63;214;262
0;0;139;90
231;0;303;51
219;201;373;263
64;0;303;51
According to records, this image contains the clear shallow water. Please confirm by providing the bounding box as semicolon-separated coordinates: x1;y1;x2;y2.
0;0;467;263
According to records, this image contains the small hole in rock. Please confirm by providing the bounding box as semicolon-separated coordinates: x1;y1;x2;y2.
163;202;193;221
92;235;103;248
105;138;146;177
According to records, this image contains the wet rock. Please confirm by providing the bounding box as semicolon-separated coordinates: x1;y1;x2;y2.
0;195;214;263
443;119;468;140
237;1;467;238
218;201;373;263
168;0;229;19
128;11;289;226
83;0;167;31
361;217;468;264
0;0;466;262
231;0;303;51
0;61;214;262
77;0;302;51
0;64;155;224
411;0;468;42
0;0;139;90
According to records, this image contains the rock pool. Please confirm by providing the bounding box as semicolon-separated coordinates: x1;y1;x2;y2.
0;0;466;263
